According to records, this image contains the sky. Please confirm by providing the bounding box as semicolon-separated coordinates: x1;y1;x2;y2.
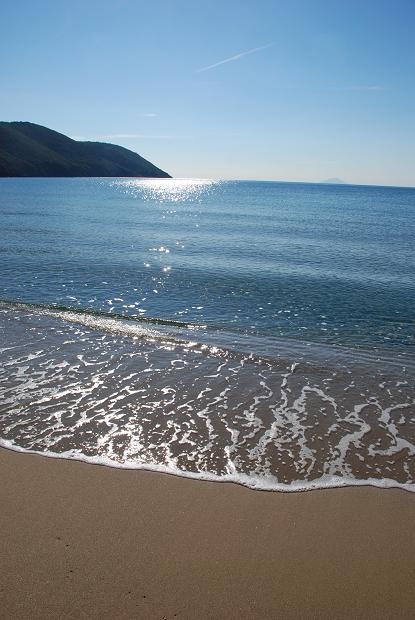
1;0;414;186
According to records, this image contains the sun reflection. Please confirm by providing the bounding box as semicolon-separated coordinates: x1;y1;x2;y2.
112;178;218;202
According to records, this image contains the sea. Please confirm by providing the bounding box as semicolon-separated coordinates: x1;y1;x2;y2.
0;178;414;492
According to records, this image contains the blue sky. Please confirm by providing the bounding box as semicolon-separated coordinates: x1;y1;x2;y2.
1;0;414;185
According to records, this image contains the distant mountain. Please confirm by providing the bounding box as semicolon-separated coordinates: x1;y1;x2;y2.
0;121;171;178
321;177;346;184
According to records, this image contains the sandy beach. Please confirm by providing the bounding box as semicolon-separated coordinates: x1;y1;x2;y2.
0;448;414;619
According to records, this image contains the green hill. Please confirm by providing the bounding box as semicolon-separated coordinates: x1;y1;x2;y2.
0;121;171;178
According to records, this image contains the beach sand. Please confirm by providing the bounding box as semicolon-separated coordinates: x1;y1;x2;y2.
1;448;414;619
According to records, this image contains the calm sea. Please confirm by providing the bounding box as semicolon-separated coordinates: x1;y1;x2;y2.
1;178;414;491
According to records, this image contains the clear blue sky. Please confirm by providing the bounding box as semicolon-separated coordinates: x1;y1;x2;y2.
1;0;414;186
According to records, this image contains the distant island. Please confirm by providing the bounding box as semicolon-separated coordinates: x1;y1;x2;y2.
0;121;171;178
321;177;346;184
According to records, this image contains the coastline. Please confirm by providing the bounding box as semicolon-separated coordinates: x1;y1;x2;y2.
1;447;414;619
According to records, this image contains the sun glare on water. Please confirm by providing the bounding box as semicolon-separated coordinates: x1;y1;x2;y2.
113;178;217;202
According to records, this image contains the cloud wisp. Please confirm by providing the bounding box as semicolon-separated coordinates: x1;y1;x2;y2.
70;134;188;141
270;84;387;93
196;42;275;73
324;85;386;92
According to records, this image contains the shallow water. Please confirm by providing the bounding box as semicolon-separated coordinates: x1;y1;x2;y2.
0;179;414;491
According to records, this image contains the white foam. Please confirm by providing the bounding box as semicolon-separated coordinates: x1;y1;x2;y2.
1;303;414;496
0;437;413;493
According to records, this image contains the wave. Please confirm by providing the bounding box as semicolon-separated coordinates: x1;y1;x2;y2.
0;438;414;494
1;298;413;372
1;299;414;494
0;298;208;330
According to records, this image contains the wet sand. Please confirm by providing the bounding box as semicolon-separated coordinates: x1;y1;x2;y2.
0;447;414;619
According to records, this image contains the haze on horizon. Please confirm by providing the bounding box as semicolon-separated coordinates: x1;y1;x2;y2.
1;0;414;187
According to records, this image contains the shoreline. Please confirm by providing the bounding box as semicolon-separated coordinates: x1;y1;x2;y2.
1;440;414;494
1;447;415;619
2;304;414;493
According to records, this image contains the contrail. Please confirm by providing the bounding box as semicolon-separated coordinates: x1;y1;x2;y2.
196;42;275;73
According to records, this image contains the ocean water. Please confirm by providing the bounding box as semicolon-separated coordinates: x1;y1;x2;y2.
0;178;414;491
